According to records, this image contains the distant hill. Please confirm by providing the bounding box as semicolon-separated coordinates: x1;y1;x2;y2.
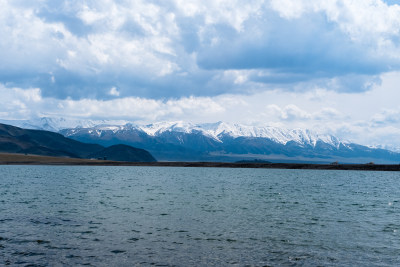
88;144;156;162
0;123;156;162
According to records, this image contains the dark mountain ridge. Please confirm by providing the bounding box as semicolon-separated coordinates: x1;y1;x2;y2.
0;123;156;162
88;144;156;162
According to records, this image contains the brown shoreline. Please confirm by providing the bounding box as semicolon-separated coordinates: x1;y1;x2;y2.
1;153;400;171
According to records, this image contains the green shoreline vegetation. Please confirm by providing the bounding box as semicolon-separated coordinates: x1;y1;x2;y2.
1;153;400;171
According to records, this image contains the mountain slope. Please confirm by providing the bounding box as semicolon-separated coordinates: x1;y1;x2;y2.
88;144;156;162
0;123;103;158
0;123;156;162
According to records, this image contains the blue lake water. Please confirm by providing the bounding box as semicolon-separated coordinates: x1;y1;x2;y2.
0;166;400;266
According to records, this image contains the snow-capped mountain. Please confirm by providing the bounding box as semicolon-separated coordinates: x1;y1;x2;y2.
135;121;344;147
61;120;345;147
58;120;400;163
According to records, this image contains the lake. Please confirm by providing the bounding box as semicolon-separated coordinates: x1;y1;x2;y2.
0;166;399;266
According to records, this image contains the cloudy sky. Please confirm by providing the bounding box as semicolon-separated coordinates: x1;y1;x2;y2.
2;0;400;149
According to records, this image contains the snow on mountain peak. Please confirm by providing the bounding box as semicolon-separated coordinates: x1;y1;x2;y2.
134;121;342;147
139;121;195;136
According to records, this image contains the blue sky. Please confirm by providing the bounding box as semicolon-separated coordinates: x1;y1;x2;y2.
2;0;400;150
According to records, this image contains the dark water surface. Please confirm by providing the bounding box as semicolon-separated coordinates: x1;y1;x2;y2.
0;166;399;266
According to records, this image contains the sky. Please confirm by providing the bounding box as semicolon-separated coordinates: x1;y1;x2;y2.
1;0;400;149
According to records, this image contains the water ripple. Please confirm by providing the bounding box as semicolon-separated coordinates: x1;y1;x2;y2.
1;166;400;266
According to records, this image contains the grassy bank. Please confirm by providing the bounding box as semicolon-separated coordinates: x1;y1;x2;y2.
1;153;400;171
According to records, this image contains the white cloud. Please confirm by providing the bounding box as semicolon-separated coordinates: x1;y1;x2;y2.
266;104;342;121
0;0;181;82
266;104;311;121
0;83;225;122
0;85;44;118
108;87;120;97
372;108;400;125
270;0;400;54
314;108;342;120
175;0;264;32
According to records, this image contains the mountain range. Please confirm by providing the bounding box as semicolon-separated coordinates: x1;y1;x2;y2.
2;117;399;163
59;121;400;164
